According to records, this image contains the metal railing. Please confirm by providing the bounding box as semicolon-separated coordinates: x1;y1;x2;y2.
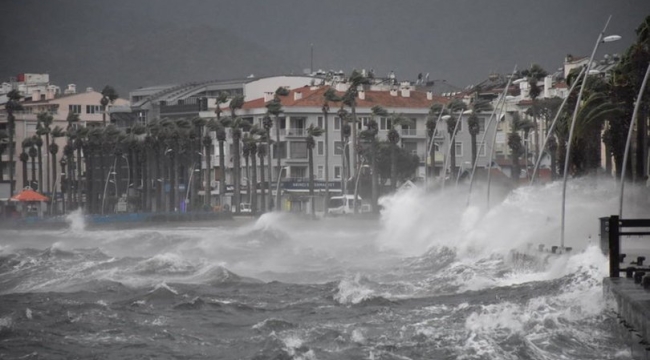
607;215;650;277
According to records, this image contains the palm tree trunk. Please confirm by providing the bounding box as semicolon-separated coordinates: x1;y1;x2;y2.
244;153;250;205
51;153;57;214
45;133;50;194
37;146;43;193
308;145;315;219
259;154;266;212
449;139;456;181
351;104;358;179
219;140;226;209
76;147;82;209
266;132;272;211
340;126;346;196
204;143;211;207
471;134;477;166
391;144;396;190
324;111;330;212
31;156;36;189
8;121;15;195
234;137;241;213
251;153;257;213
371;140;378;213
274;116;281;210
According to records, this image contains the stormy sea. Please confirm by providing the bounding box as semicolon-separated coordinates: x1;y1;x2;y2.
1;178;648;359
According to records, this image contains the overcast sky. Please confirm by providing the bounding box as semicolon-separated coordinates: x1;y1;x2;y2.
1;1;648;95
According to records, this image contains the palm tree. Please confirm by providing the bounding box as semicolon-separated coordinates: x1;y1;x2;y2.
508;112;534;181
266;87;289;209
426;103;445;179
343;70;370;179
521;64;548;158
37;112;53;194
467;99;493;166
306;124;324;218
83;126;102;213
242;133;252;207
337;107;350;195
49;126;65;213
227;116;251;213
203;118;218;208
100;86;119;127
360;116;379;213
387;113;413;190
257;141;268;212
29;136;39;190
5;89;23;195
20;138;32;188
322;88;341;209
445;99;467;182
262;114;273;211
216;120;228;210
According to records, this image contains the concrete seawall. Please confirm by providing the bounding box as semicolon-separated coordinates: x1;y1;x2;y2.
603;277;650;356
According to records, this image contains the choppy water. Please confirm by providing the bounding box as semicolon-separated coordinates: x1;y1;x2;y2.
1;178;648;359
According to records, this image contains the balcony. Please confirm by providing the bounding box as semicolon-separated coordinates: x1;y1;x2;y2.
281;128;306;137
400;129;426;138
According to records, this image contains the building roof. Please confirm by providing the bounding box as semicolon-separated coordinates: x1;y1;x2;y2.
240;85;448;111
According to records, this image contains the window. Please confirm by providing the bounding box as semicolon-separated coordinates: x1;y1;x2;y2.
334;166;341;179
290;166;307;178
479;117;486;132
334;116;341;130
85;105;102;114
69;104;81;114
455;142;463;157
272;141;287;159
380;117;392;130
317;165;324;179
318;116;323;129
317;141;324;156
334;141;343;155
357;116;370;130
290;141;308;159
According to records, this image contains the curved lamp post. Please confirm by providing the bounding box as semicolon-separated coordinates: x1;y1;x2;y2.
619;63;650;218
425;105;448;189
101;157;118;215
467;65;517;206
560;15;619;249
274;166;288;211
442;109;473;191
529;65;586;185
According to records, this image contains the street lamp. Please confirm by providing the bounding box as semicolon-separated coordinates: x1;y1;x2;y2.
619;63;650;218
441;110;473;191
425;105;448;189
101;157;118;215
560;15;620;249
121;154;130;197
274;166;288;211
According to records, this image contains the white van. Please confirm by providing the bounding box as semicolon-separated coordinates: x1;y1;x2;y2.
327;195;370;215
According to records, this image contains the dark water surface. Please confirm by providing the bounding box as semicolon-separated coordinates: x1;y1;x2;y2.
1;180;646;359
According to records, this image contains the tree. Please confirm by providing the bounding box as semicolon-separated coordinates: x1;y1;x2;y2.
49;126;65;213
375;141;419;186
521;64;548;158
387;113;413;190
508;112;534;181
306;124;324;218
322;87;341;212
225;116;251;213
203;118;218;208
100;86;119;127
466;99;493;166
257;141;268;212
360;113;380;213
28;138;38;189
426;103;445;179
342;70;371;179
5;89;23;195
266;87;288;210
262;114;273;211
37;112;53;194
445;99;467;182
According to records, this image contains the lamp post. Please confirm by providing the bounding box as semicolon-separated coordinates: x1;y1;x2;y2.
619;63;650;218
353;158;368;214
530;66;586;185
441;110;471;191
121;154;130;198
101;157;117;215
274;166;288;211
426;105;448;190
560;15;620;249
59;157;67;214
467;65;517;206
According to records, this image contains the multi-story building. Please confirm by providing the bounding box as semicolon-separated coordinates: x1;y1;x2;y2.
0;78;129;212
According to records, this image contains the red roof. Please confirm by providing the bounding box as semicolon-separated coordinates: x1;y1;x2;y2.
239;86;449;111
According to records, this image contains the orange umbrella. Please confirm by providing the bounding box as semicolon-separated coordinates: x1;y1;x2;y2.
10;188;49;202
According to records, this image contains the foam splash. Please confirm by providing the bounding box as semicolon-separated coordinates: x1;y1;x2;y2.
65;208;86;232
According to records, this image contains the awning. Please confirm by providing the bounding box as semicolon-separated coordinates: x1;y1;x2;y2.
10;187;49;202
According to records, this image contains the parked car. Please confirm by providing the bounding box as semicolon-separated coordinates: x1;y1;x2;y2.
327;195;369;215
